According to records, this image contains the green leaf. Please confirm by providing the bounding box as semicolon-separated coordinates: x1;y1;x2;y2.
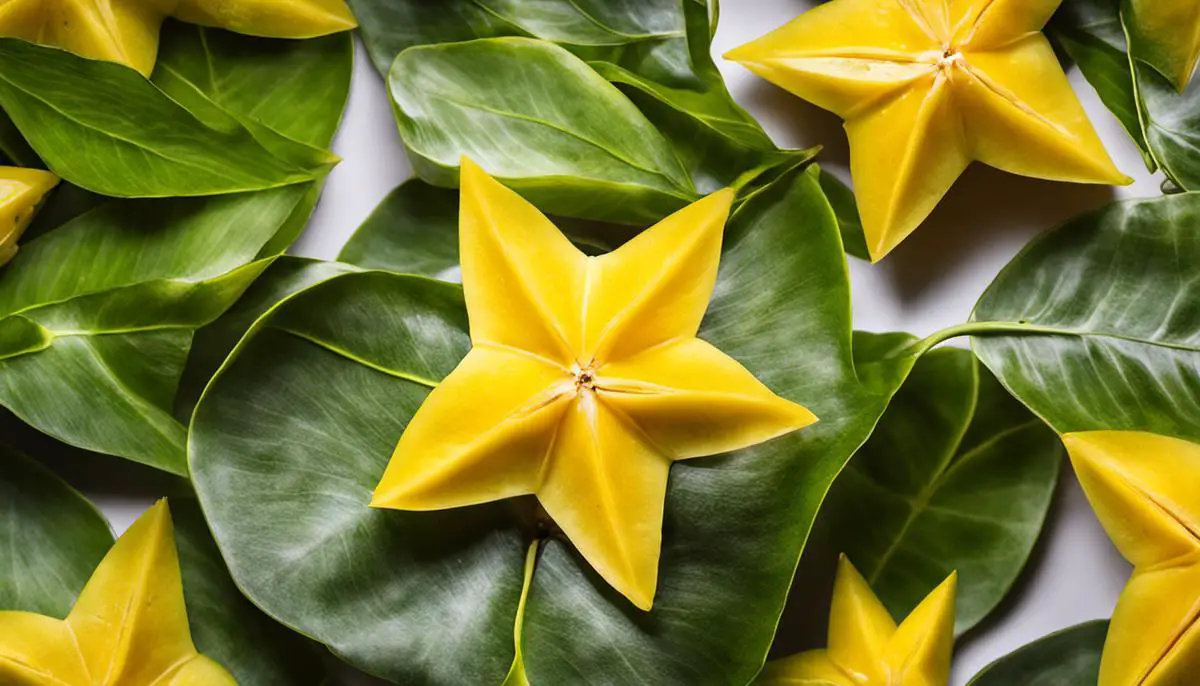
0;39;328;198
338;180;461;280
1050;0;1153;168
971;192;1200;442
817;170;869;261
1134;60;1200;190
176;256;360;422
0;443;112;617
813;347;1061;636
0;187;308;473
967;621;1108;686
174;498;327;685
189;165;923;683
0;107;38;168
389;37;697;224
152;22;354;149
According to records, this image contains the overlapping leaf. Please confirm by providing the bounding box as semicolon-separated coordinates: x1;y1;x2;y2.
189;166;926;684
1052;0;1199;188
0;187;309;474
967;621;1108;686
971;192;1200;442
0;443;325;683
0;39;331;198
811;348;1061;637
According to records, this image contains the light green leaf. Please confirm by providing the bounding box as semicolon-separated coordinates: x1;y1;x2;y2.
389;37;697;224
967;621;1108;686
971;192;1200;441
813;347;1061;636
0;39;327;198
0;187;309;473
0;442;112;617
189;165;923;683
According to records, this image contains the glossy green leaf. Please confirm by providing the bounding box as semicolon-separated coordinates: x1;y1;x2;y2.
818;170;870;261
189;165;924;684
0;187;309;473
176;256;359;422
152;22;354;149
1050;0;1153;168
0;443;111;617
389;37;697;224
1135;61;1200;190
173;498;327;685
813;347;1061;636
967;621;1108;686
338;180;461;280
0;39;327;198
971;192;1200;442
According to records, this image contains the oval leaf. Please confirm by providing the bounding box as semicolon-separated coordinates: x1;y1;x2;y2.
388;37;697;224
972;192;1200;441
812;347;1061;636
0;39;327;197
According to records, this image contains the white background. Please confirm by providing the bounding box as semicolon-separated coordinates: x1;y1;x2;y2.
86;1;1160;682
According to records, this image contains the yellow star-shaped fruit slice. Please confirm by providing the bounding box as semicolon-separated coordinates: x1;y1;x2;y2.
0;500;237;686
371;159;817;610
0;166;58;267
1127;0;1200;91
761;556;956;686
0;0;357;77
726;0;1130;262
1063;431;1200;686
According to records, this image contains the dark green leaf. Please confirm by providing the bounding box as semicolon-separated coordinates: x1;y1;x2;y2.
0;107;38;168
967;621;1108;686
190;273;529;684
0;443;112;617
0;39;327;197
174;498;327;685
817;170;869;261
0;187;308;473
338;180;461;280
972;192;1200;442
176;256;359;422
389;37;696;224
814;347;1061;636
191;165;924;683
1135;61;1200;190
1050;0;1153;168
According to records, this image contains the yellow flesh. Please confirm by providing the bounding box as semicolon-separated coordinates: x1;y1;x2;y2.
726;0;1129;262
0;501;238;686
0;0;357;76
1064;432;1200;686
371;159;816;610
761;556;957;686
0;167;59;267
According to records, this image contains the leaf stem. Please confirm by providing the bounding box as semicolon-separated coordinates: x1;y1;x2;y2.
907;320;1069;357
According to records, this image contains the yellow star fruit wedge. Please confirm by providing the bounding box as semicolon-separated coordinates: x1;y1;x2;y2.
0;166;58;267
726;0;1130;262
371;159;817;610
1063;431;1200;686
0;0;357;77
0;500;237;686
760;556;957;686
1126;0;1200;91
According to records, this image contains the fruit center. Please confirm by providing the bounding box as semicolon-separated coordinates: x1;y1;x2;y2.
571;363;598;393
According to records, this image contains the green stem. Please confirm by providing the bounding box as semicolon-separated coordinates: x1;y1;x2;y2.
907;320;1069;358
